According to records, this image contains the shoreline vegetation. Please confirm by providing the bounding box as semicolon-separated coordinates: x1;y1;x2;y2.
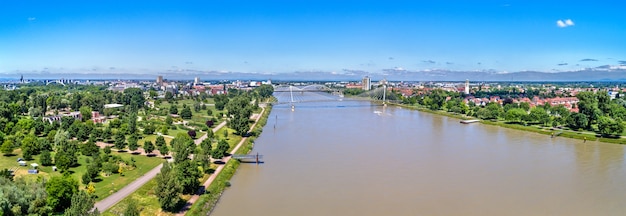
186;103;272;215
390;102;624;144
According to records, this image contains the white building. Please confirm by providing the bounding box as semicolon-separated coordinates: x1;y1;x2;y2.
362;76;371;91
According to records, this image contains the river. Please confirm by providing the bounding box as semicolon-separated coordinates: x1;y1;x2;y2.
212;91;626;216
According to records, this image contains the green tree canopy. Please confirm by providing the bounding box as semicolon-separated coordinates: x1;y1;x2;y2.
155;162;182;212
505;108;527;123
46;175;79;212
63;190;99;216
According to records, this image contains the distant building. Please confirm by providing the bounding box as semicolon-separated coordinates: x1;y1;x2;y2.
362;76;371;91
609;91;619;100
91;111;107;124
157;76;163;85
194;77;200;85
465;79;470;94
43;111;82;124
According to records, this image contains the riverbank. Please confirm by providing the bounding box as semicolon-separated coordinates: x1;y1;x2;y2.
391;102;626;144
185;104;272;215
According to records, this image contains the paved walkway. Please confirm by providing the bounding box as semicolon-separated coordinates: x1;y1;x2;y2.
93;162;165;212
175;105;266;216
93;119;229;212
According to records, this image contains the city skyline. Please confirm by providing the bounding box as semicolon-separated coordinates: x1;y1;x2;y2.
2;1;625;78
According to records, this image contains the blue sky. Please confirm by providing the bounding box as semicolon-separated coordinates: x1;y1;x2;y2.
1;0;625;77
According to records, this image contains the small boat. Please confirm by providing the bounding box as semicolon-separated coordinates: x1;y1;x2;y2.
460;119;480;124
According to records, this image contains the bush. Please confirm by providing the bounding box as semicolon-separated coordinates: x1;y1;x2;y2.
187;130;196;138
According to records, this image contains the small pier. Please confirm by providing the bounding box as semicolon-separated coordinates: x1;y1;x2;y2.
232;153;264;164
460;119;480;124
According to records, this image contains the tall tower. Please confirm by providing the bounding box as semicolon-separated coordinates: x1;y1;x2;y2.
464;79;470;94
194;77;200;85
362;76;371;91
157;75;163;85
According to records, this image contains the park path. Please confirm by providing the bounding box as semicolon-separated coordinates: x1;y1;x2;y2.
175;105;266;216
93;119;229;212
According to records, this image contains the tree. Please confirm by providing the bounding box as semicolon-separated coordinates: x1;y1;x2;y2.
256;84;274;98
143;123;156;135
165;91;174;102
128;112;138;135
505;108;527;123
169;105;178;115
82;139;100;157
477;102;503;120
198;139;212;171
86;182;96;195
86;162;100;182
0;168;13;181
64;190;99;216
46;175;79;212
0;177;51;215
123;88;145;111
79;106;93;122
114;134;126;150
21;134;38;160
102;126;112;141
567;112;588;130
81;172;92;185
123;199;140;216
214;94;229;111
1;139;14;155
176;160;201;194
165;115;173;125
180;106;192;119
128;134;139;152
154;162;182;212
226;96;253;135
187;130;196;138
597;90;611;114
598;116;624;136
205;119;214;128
144;140;155;155
155;135;167;148
171;133;194;163
160;125;169;135
40;150;53;166
212;139;229;159
104;146;112;155
528;107;551;126
519;102;531;111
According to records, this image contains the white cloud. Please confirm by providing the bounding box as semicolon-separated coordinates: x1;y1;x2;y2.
27;17;36;21
556;19;575;28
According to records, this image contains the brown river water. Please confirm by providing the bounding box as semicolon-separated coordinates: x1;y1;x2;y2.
212;91;626;216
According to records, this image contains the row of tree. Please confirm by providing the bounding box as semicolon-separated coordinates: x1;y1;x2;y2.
406;89;626;136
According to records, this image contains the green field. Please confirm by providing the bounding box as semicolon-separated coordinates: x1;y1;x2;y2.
102;178;177;216
0;149;165;201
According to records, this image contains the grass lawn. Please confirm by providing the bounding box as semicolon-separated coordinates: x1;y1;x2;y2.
214;127;243;151
102;179;177;216
140;134;172;146
0;148;164;201
89;152;165;201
